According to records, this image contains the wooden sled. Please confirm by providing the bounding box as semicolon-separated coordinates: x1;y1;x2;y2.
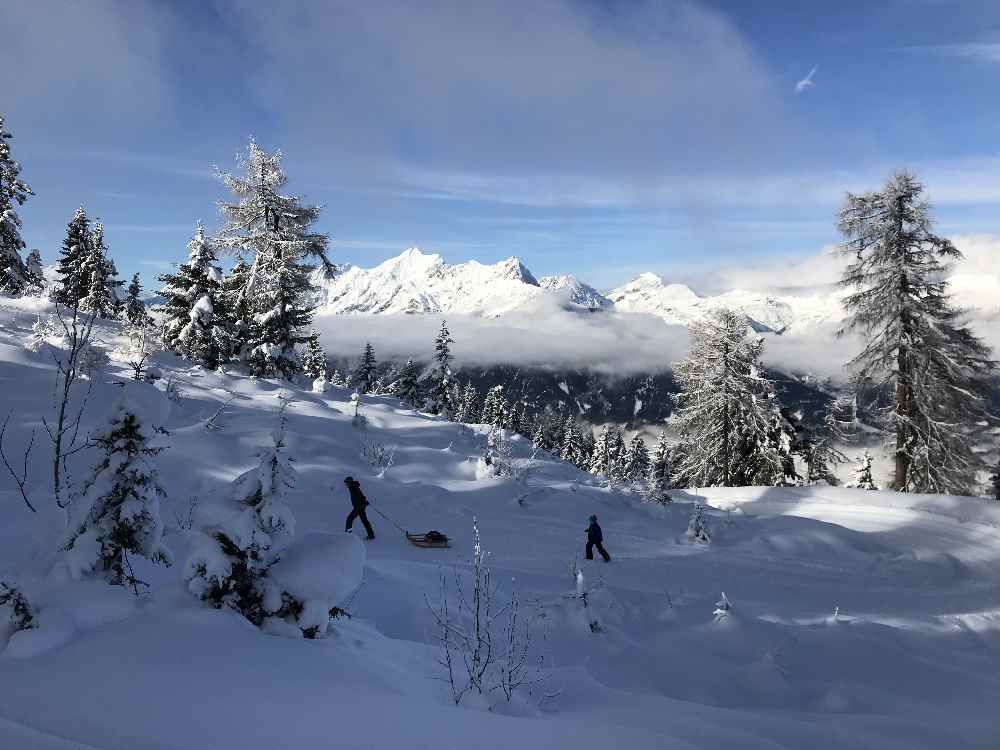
406;530;450;548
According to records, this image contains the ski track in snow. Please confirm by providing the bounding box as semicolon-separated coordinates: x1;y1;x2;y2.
0;300;999;749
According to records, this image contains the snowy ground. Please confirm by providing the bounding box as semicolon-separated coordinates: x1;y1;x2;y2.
1;299;999;749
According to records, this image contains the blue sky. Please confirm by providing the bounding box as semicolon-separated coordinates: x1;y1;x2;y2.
3;0;999;291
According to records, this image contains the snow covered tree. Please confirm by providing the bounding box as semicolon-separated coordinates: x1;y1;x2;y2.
623;434;650;484
429;320;455;416
838;171;997;494
803;412;849;486
579;428;596;467
214;140;331;379
0;115;34;296
393;358;421;406
25;248;44;290
455;382;479;423
353;342;377;394
672;308;785;488
120;274;153;328
480;385;506;427
53;207;92;306
609;429;628;482
63;388;173;588
531;423;548;453
159;223;230;369
589;425;617;480
79;223;122;319
0;578;35;632
300;333;327;380
559;417;585;467
185;417;297;627
846;451;879;491
989;460;1000;502
503;399;523;434
219;255;252;359
645;430;673;503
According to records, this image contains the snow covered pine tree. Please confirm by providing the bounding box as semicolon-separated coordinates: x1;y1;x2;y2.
159;223;231;368
645;430;673;503
121;274;153;328
0;114;34;296
623;434;650;485
672;308;786;488
53;207;93;306
480;385;507;427
393;358;421;407
846;451;879;491
79;223;123;319
300;333;327;380
430;320;455;417
62;387;173;590
353;342;378;394
989;460;1000;502
838;171;996;494
213;140;332;379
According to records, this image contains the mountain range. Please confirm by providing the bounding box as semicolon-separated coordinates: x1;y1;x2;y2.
312;247;843;334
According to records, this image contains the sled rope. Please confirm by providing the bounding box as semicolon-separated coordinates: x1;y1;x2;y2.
370;506;407;534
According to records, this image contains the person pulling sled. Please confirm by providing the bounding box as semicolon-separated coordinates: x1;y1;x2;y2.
343;476;375;540
586;514;610;562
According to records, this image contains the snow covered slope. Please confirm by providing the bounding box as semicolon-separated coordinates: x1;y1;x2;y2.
312;247;609;316
1;299;999;749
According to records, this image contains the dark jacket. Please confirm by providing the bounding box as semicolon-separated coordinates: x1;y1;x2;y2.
346;480;368;509
587;520;603;544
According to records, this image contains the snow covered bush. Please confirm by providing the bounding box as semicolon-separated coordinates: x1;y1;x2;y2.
687;502;711;544
311;374;329;393
119;322;162;381
0;578;36;632
62;386;173;589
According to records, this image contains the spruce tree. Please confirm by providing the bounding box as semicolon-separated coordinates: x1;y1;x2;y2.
64;389;173;586
394;358;421;406
25;248;44;289
610;429;628;482
430;320;455;416
0;115;33;296
301;333;327;380
838;171;996;494
623;434;650;484
559;416;584;466
121;274;153;328
220;255;253;359
645;430;673;503
214;140;330;379
79;223;123;318
531;423;548;452
672;308;785;488
589;425;617;479
456;382;479;423
989;460;1000;501
804;412;849;486
480;385;507;426
504;399;523;434
846;451;879;491
159;223;230;368
53;207;92;306
353;342;378;394
579;428;596;467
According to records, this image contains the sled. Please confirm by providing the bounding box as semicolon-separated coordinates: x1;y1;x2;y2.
406;530;450;549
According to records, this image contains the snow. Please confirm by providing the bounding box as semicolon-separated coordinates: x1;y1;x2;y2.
0;302;999;749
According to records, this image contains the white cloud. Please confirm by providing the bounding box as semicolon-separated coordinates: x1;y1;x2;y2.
910;42;1000;63
794;65;818;93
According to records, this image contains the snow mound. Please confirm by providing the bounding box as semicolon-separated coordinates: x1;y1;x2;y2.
268;532;365;610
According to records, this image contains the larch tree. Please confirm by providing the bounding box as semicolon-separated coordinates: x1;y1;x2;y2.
0;115;34;296
671;308;785;488
53;207;92;306
214;140;331;379
838;171;996;494
159;223;230;369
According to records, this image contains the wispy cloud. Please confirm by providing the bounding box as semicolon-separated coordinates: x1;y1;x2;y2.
794;65;818;93
909;42;1000;62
